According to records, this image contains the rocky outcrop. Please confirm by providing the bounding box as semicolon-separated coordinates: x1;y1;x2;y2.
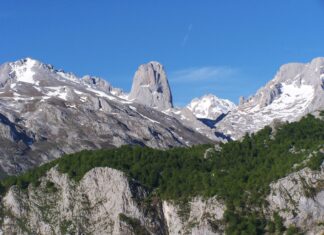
216;57;324;139
82;75;113;93
82;75;124;97
267;164;324;234
2;161;324;234
163;107;226;142
0;166;225;235
129;62;173;110
163;198;225;235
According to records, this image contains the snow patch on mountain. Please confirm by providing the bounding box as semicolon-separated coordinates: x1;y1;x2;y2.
10;58;38;84
45;86;69;101
216;57;324;140
57;71;79;83
269;81;314;110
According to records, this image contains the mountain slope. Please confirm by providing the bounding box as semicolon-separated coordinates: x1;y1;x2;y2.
0;58;212;176
1;56;324;176
1;113;323;234
216;57;324;139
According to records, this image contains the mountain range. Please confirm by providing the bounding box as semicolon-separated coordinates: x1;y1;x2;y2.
0;57;324;234
0;57;323;176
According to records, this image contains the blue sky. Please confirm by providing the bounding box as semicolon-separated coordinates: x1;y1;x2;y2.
1;0;324;106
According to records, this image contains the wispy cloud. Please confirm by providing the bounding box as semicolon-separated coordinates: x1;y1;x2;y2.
170;66;237;83
181;24;193;47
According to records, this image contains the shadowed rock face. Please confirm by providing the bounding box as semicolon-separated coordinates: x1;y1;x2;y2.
0;58;212;176
129;62;173;110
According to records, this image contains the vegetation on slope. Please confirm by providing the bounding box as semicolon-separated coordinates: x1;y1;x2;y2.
1;113;324;234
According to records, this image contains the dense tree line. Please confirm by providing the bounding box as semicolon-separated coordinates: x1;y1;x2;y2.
1;113;324;234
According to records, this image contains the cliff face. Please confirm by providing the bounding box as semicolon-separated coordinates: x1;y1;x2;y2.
2;164;324;234
267;164;324;234
129;62;173;110
0;167;225;235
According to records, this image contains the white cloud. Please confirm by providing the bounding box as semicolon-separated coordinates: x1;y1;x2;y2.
181;24;193;47
170;66;237;83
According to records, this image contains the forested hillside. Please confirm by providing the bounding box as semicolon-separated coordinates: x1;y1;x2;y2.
1;112;324;234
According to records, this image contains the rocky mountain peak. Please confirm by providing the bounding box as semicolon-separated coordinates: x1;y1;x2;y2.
187;94;236;120
82;75;113;93
128;61;173;110
9;57;55;75
216;57;324;139
241;57;324;109
13;57;39;66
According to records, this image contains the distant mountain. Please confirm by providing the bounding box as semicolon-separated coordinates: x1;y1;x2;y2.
0;58;211;175
187;94;236;120
0;57;324;176
215;57;324;139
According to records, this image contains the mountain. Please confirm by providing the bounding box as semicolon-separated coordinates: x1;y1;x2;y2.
128;61;173;110
0;58;212;176
0;56;324;234
0;56;324;176
215;57;324;139
1;114;324;234
187;94;236;120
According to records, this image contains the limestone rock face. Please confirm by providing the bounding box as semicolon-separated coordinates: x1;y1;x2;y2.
216;57;324;139
3;164;324;234
82;75;113;93
129;62;173;110
267;165;324;234
163;197;225;235
0;166;225;235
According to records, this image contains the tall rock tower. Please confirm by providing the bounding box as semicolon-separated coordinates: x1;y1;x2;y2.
129;61;173;110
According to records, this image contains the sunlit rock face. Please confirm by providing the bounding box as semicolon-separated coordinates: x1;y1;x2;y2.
0;58;211;176
129;61;173;110
216;57;324;140
0;166;225;235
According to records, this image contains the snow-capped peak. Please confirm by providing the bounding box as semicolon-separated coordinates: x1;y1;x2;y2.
187;94;236;120
9;57;38;84
0;58;129;103
216;57;324;140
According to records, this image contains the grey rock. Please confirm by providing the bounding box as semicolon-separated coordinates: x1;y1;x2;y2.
129;61;173;110
0;58;212;176
216;57;324;140
239;96;245;105
267;165;324;234
82;75;113;93
0;166;225;235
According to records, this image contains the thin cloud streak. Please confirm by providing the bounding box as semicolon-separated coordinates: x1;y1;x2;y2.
170;66;237;83
181;24;193;47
